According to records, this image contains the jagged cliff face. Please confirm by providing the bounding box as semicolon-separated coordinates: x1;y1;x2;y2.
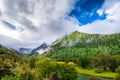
19;48;32;54
31;43;50;54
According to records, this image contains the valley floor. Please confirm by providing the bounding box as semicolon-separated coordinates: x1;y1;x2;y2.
75;67;117;79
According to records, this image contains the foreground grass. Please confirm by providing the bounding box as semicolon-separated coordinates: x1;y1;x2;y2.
75;67;117;79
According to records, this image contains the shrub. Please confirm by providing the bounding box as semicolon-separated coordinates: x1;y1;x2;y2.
36;58;78;80
2;75;19;80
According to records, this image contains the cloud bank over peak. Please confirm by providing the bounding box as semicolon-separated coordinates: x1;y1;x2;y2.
0;0;79;48
0;0;120;49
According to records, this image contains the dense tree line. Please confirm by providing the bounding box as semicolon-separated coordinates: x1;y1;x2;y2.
50;31;120;58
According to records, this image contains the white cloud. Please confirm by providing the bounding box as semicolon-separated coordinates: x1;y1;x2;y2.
101;0;120;21
0;21;21;40
78;0;120;34
0;0;78;49
78;19;120;34
0;0;120;49
97;9;104;16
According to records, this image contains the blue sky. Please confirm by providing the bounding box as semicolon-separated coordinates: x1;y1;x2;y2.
69;0;107;25
0;0;120;49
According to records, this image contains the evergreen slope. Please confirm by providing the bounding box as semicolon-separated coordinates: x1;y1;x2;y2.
0;45;23;62
45;31;120;60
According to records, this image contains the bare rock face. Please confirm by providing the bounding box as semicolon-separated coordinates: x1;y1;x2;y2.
31;43;50;54
19;48;32;54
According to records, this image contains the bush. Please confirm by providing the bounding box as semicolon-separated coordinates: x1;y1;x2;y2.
15;63;37;80
19;72;36;80
114;75;120;80
36;58;77;80
2;75;19;80
78;56;90;68
57;63;77;80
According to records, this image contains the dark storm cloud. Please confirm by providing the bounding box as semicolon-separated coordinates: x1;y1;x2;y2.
18;17;38;32
0;11;2;16
2;20;16;30
15;0;34;14
3;0;34;15
45;20;65;33
1;0;37;32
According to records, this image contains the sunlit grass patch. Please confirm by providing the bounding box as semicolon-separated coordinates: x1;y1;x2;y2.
75;67;117;79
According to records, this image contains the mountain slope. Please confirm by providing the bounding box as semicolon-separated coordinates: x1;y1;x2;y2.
45;31;120;60
52;31;120;48
0;45;24;78
0;45;23;62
